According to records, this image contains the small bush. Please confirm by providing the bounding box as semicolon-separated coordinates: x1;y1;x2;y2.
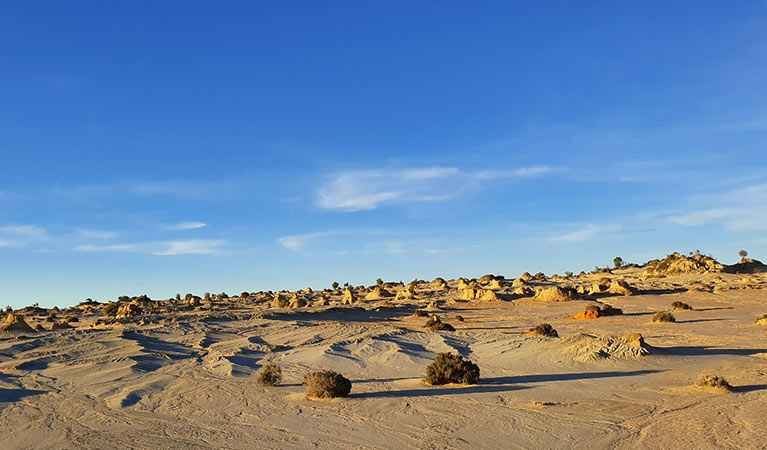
454;315;464;322
696;374;731;391
671;301;692;310
102;302;119;316
652;311;676;323
257;363;282;387
412;309;428;317
585;304;601;312
530;323;558;337
599;304;623;316
425;353;480;385
304;370;351;399
424;316;455;331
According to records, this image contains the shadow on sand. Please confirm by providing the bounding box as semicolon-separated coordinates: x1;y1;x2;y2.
265;306;419;323
655;346;767;357
351;370;662;399
0;388;46;411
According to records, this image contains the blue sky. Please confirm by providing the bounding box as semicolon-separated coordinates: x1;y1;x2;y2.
1;1;766;308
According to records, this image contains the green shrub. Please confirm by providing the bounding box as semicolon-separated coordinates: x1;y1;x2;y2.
652;311;676;323
304;370;351;398
257;363;282;387
425;353;480;385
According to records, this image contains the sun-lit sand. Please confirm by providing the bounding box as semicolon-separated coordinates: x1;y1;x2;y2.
1;253;766;449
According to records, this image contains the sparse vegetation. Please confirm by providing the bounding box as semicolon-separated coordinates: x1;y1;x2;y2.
424;316;455;331
739;249;748;261
696;374;732;391
652;311;676;323
671;301;692;310
102;302;119;316
425;353;480;385
613;256;623;268
454;315;464;322
331;281;339;290
257;363;282;387
304;370;352;398
376;278;383;286
530;323;558;337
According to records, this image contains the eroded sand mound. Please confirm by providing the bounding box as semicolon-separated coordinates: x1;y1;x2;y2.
556;333;651;361
723;259;767;274
459;288;500;301
0;313;35;334
365;287;394;300
534;286;576;302
643;252;723;277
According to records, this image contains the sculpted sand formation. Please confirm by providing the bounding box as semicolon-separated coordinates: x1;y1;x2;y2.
0;250;766;448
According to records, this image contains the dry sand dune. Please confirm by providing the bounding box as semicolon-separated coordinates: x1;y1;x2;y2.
1;257;767;449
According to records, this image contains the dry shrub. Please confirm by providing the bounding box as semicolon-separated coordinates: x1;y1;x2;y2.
671;301;692;310
454;314;464;322
529;323;558;337
599;304;623;316
423;316;455;331
257;363;282;387
425;353;480;385
652;311;676;323
696;374;731;391
304;370;352;398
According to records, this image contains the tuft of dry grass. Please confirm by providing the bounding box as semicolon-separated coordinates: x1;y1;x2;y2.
425;353;480;385
652;311;676;323
257;363;282;387
304;370;351;399
424;316;455;331
529;323;558;337
696;374;732;391
671;301;692;310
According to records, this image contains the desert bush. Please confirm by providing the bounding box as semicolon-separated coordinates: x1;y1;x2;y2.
671;301;692;310
454;315;464;322
599;304;623;316
530;323;558;337
102;302;119;316
376;278;383;286
425;353;480;385
331;281;339;289
257;363;282;387
652;311;676;323
696;374;731;390
585;304;601;312
304;370;351;399
424;316;455;331
64;315;79;323
613;256;624;268
412;309;428;317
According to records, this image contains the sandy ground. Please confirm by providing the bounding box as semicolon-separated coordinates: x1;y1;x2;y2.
1;269;766;449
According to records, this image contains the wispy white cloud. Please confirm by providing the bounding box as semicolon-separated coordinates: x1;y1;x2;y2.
164;221;207;230
73;229;118;240
547;224;653;243
153;239;227;255
75;239;228;256
0;225;48;247
659;183;767;231
316;165;553;211
75;243;141;253
548;225;620;243
277;231;336;251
